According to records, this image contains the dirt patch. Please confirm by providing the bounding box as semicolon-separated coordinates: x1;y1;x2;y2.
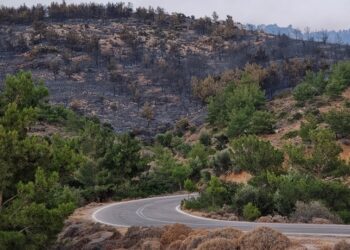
220;171;252;184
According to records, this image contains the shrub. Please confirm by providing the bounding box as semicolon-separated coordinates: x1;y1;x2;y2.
243;202;261;221
290;201;343;224
324;109;350;138
199;131;211;146
197;238;238;250
230;135;284;174
211;149;233;174
281;130;299;139
238;227;291;250
293;82;318;103
160;224;192;246
248;110;275;134
155;132;173;147
334;240;350;250
326;61;350;97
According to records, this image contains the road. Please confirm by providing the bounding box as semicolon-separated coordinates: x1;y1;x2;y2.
92;194;350;236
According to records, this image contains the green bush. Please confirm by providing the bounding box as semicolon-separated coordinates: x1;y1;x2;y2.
230;135;284;174
199;131;211;146
248;111;275;134
293;83;318;103
243;202;261;221
211;149;233;174
155;132;173;147
326;61;350;97
324;109;350;137
293;71;327;102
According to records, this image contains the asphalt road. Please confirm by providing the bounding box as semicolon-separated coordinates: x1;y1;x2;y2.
92;194;350;236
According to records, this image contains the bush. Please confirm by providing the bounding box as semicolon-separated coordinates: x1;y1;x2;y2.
243;202;261;221
326;61;350;97
155;132;173;147
199;131;211;146
238;227;291;250
290;201;343;224
293;82;318;103
248;110;275;134
211;149;233;174
324;109;350;138
197;238;238;250
334;240;350;250
281;130;299;139
230;135;284;174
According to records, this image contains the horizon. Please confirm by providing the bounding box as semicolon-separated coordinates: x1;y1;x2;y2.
1;0;349;31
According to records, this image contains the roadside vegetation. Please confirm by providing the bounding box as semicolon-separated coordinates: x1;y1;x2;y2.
182;60;350;224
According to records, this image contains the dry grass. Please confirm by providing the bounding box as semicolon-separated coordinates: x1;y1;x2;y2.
334;240;350;250
239;227;291;250
208;227;243;241
160;224;192;246
166;240;183;250
140;239;162;250
197;237;238;250
122;226;164;248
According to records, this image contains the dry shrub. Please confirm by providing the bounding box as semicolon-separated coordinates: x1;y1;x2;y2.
197;237;238;250
166;240;183;250
69;99;85;111
180;235;207;250
334;240;350;250
291;201;342;224
239;227;291;250
141;239;162;250
123;226;164;248
208;227;243;241
160;224;192;246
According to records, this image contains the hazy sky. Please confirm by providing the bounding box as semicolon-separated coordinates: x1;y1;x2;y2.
2;0;349;30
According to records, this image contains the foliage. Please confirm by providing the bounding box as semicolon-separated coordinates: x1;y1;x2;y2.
0;168;77;249
291;201;342;223
326;61;350;97
2;71;48;109
199;131;211;146
230;135;284;174
287;128;343;177
243;202;261;221
324;109;350;138
292;71;327;103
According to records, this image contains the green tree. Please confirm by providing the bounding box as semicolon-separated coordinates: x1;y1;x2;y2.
308;128;342;177
172;165;191;190
326;61;350;97
230;135;284;174
206;176;226;207
324;109;350;137
184;179;196;194
1;168;77;249
2;71;48;109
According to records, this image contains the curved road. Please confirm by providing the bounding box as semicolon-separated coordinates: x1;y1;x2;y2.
92;194;350;236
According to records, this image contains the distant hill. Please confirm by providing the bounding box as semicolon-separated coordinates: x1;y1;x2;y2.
248;24;350;45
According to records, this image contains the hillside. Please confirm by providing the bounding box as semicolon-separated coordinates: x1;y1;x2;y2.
1;2;350;138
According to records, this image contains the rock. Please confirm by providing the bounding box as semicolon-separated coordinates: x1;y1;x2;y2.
311;217;332;224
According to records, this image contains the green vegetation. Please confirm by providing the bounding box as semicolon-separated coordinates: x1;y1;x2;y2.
231;135;284;174
183;62;350;224
208;81;275;138
293;61;350;103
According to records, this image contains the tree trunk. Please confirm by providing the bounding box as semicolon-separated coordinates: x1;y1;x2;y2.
0;190;3;208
